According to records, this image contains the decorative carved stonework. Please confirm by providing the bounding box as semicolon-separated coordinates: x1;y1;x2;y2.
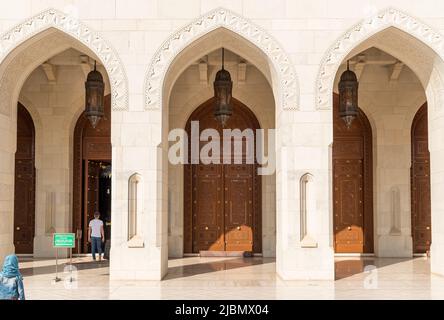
0;8;128;112
144;7;299;111
316;7;444;111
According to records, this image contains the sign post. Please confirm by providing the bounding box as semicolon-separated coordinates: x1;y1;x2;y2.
53;233;76;283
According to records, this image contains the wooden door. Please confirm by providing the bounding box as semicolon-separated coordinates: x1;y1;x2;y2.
73;95;111;253
333;157;364;252
14;104;35;254
224;164;254;251
333;93;373;253
192;164;224;252
185;98;261;253
83;160;101;252
411;103;431;253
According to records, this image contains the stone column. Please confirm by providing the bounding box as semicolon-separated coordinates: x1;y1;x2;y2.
0;113;15;262
428;96;444;277
109;107;168;280
275;106;334;280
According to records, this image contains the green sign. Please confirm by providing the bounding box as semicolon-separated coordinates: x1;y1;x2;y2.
53;233;75;248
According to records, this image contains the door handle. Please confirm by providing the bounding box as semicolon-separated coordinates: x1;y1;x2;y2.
205;226;209;230
348;226;352;231
16;227;20;231
237;226;241;230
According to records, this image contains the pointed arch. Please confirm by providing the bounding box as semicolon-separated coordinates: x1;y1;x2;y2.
316;7;444;111
144;7;299;111
0;8;128;111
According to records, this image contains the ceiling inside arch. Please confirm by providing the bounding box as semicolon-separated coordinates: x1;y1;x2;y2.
0;28;111;116
339;27;437;89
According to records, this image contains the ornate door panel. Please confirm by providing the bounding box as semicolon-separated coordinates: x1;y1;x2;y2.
411;104;431;253
184;98;261;253
224;164;254;252
83;161;101;252
334;159;364;253
14;159;35;253
192;164;224;252
14;104;35;254
333;93;373;253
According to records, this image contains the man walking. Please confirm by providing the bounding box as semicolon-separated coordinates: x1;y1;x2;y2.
88;212;105;261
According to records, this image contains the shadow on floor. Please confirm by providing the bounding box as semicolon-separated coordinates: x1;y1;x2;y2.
165;257;274;280
20;259;109;277
335;257;419;280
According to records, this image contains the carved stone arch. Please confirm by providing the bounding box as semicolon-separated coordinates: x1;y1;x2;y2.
316;7;444;111
144;7;299;111
0;8;128;112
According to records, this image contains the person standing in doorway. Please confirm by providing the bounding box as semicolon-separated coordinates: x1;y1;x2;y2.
88;212;105;261
0;254;25;300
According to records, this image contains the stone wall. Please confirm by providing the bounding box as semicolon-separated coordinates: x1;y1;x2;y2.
0;0;443;280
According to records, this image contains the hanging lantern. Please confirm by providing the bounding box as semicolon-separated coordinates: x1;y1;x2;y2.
85;61;105;128
213;48;233;127
338;60;359;128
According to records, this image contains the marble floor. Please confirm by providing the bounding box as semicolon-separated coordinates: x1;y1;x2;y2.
19;256;444;299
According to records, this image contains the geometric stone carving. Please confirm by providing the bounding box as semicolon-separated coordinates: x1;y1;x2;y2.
144;7;299;111
0;8;128;111
316;7;444;110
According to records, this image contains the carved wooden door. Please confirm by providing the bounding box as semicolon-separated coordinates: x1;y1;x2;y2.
83;160;101;252
333;157;364;253
14;104;35;254
224;164;254;251
333;94;373;253
185;98;260;253
192;164;224;252
14;158;35;253
411;103;431;253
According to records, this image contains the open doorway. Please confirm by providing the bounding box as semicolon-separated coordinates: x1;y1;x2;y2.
73;95;111;256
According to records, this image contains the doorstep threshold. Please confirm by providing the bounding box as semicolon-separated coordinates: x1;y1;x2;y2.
183;252;262;258
335;253;375;257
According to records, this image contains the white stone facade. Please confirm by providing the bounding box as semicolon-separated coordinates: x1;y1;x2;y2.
0;0;444;281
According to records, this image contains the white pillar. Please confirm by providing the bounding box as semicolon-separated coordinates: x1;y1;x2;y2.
0;113;15;262
276;109;334;280
429;104;444;276
110;108;168;280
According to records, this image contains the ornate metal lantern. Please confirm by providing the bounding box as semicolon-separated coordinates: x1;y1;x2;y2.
338;60;359;128
85;61;105;128
213;48;233;127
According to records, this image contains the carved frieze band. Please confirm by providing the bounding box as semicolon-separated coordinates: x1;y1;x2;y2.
0;9;129;111
144;8;299;111
316;8;444;111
